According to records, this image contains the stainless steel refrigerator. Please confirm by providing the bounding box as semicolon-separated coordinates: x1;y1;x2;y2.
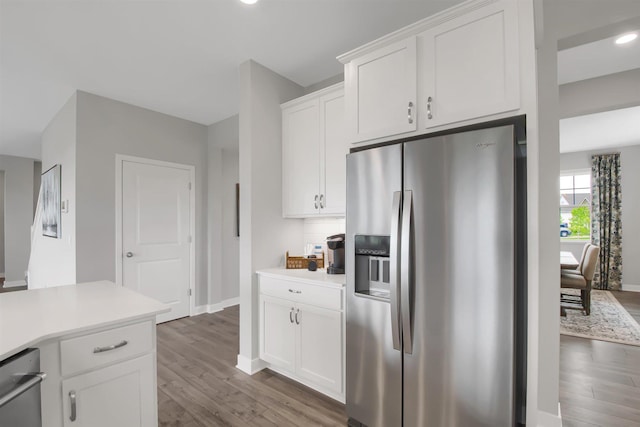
345;122;527;427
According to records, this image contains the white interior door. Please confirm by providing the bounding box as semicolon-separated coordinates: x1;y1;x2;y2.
122;160;191;323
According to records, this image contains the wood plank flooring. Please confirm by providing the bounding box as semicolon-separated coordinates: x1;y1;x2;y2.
560;291;640;427
157;292;640;427
156;305;347;427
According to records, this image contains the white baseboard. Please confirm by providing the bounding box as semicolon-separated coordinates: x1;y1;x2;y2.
193;296;240;316
622;284;640;292
3;280;27;288
537;404;562;427
235;354;267;375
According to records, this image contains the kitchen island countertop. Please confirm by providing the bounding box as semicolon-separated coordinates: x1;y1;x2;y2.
0;281;169;360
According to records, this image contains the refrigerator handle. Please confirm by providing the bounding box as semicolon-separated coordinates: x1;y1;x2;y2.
390;191;403;351
401;190;413;354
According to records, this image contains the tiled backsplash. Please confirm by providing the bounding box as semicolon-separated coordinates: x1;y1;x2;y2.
303;217;346;256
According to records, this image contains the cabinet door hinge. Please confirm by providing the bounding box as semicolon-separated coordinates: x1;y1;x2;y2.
188;235;192;243
188;182;192;190
188;289;192;297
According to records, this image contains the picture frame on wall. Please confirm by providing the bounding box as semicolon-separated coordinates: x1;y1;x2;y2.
42;164;62;238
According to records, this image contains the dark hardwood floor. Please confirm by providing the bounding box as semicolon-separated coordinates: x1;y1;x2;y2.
560;290;640;427
157;291;640;427
156;305;347;427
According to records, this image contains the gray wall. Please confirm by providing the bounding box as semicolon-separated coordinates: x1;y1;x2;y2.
208;115;240;306
0;155;35;283
238;60;305;367
560;144;640;287
0;171;4;275
32;93;77;288
33;161;42;217
74;92;209;305
559;68;640;119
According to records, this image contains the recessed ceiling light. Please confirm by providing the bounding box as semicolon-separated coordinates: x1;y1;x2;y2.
240;0;258;4
615;33;638;45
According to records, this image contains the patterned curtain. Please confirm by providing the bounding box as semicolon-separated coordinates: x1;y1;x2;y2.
591;154;622;290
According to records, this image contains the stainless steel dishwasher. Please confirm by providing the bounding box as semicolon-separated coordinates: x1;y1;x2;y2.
0;348;46;427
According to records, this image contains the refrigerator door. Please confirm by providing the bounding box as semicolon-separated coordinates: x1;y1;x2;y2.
346;144;402;427
403;125;516;426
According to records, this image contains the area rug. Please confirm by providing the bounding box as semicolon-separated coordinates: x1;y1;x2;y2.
560;289;640;346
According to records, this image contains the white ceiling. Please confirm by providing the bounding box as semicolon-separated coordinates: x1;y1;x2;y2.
0;0;464;159
558;31;640;85
559;105;640;153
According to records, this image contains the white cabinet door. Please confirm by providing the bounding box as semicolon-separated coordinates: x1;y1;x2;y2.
319;90;347;216
259;295;296;372
282;99;321;217
61;354;156;427
420;0;519;128
295;302;343;395
346;37;417;143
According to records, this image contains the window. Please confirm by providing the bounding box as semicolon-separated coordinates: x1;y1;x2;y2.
560;171;591;240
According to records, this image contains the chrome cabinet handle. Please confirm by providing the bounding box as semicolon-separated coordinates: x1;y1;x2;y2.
93;340;128;354
407;102;414;124
0;372;46;408
390;191;402;351
125;252;133;258
295;309;300;325
319;194;324;209
314;195;319;209
288;289;301;294
289;308;294;323
401;190;414;354
427;96;433;120
69;390;77;422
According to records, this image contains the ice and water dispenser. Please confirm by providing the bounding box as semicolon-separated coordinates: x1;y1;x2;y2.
354;235;391;300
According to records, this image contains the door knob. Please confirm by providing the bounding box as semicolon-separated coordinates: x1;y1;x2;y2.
125;252;133;258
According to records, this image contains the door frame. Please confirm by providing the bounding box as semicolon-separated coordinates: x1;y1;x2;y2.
115;154;196;318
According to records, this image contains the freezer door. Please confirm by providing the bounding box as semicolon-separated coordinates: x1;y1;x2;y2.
403;126;516;426
346;145;402;427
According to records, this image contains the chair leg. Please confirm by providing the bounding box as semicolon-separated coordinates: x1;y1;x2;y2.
584;285;591;315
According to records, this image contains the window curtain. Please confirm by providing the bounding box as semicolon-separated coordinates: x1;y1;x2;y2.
591;153;622;290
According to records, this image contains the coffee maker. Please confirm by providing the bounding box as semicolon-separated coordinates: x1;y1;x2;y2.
326;234;345;274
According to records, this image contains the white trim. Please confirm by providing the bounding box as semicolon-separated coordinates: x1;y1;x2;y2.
537;406;562;427
115;154;197;319
3;280;27;288
622;284;640;292
235;355;267;375
193;297;240;316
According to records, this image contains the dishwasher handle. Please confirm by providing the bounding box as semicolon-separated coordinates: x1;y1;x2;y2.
0;372;46;408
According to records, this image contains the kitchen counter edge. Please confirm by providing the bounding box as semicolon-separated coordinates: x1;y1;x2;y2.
257;268;346;288
0;281;170;361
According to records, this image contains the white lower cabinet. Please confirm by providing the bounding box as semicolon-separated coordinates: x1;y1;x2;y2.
40;319;159;427
61;354;155;427
258;275;345;402
295;302;342;394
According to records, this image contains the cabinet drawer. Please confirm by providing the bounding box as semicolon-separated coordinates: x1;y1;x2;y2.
260;276;343;311
60;321;153;376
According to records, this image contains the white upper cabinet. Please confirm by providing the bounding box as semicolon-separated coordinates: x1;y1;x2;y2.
320;89;348;216
419;0;520;128
338;0;521;145
345;37;417;143
282;83;347;218
282;98;321;217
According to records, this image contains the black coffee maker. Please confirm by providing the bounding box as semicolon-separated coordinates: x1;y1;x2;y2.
326;234;346;274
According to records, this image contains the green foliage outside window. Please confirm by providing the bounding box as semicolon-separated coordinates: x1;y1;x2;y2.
569;206;590;237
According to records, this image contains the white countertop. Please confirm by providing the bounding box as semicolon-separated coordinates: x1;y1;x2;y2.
0;281;169;360
257;268;346;288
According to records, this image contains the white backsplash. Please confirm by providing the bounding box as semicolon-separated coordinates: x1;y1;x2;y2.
303;217;345;257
